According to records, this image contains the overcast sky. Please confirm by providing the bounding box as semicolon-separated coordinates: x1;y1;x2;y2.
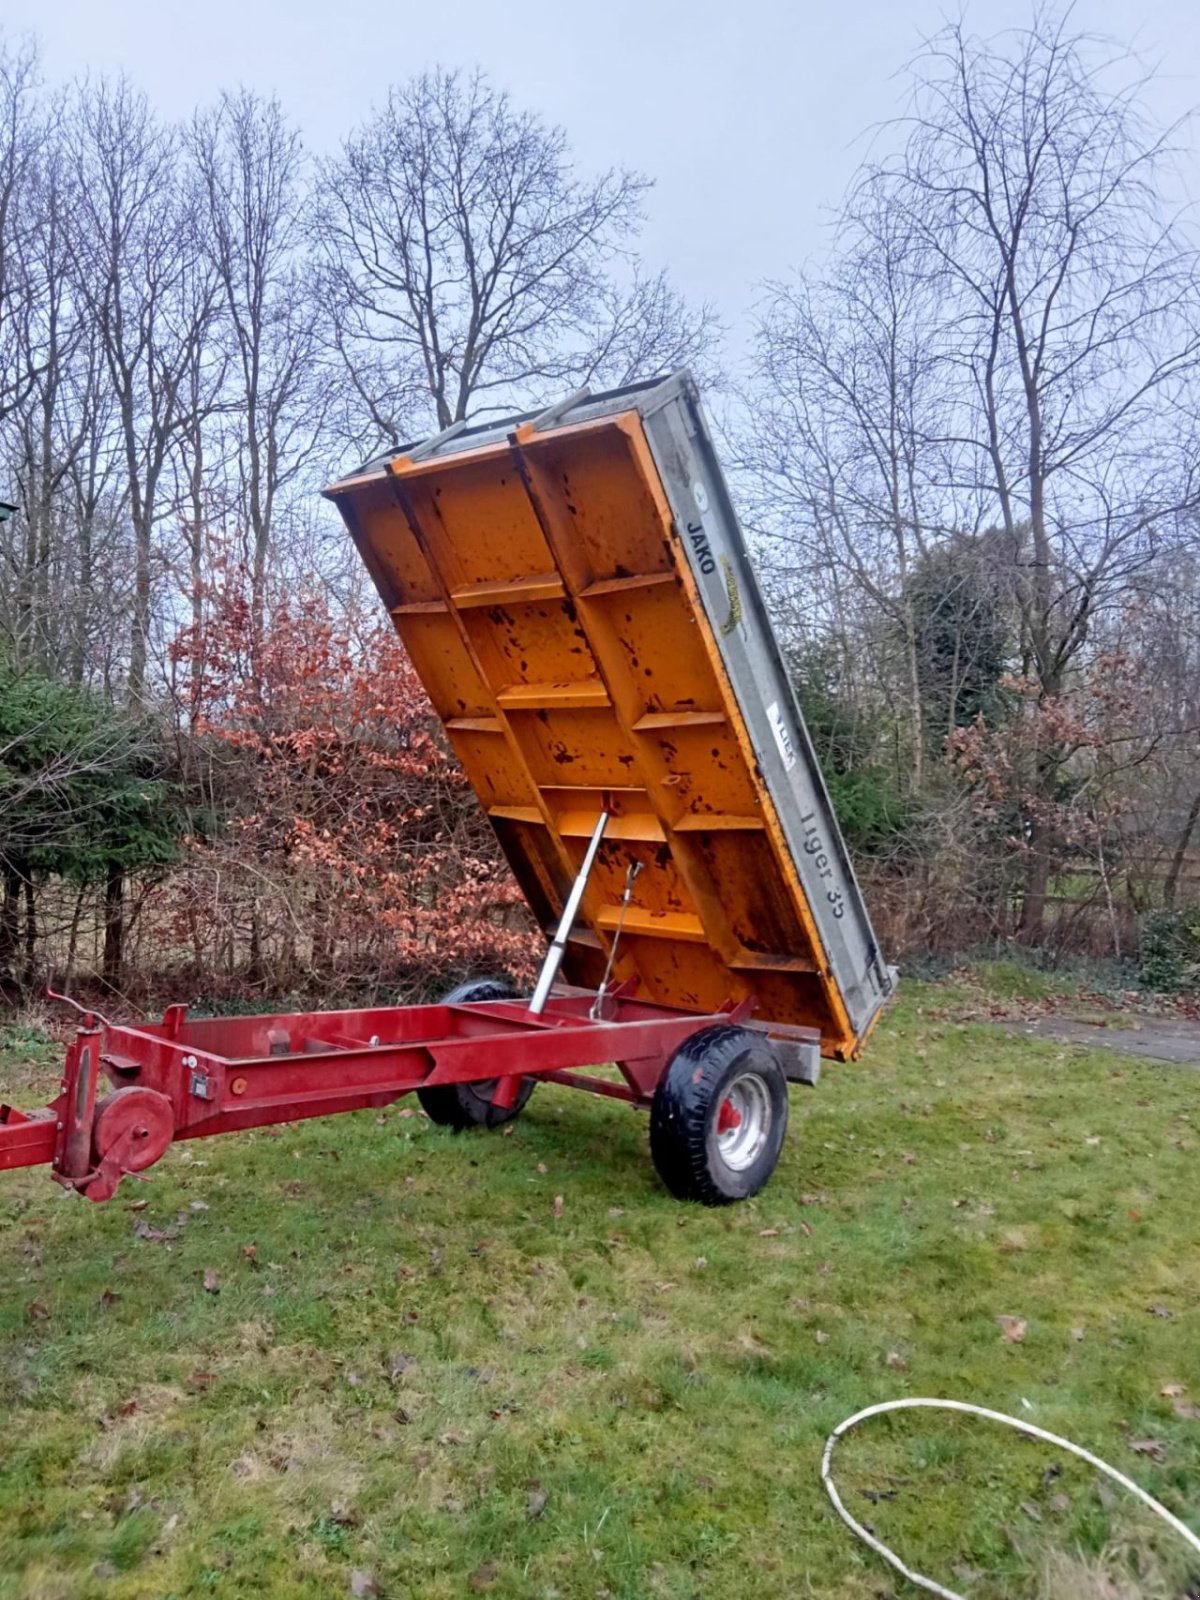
7;0;1200;359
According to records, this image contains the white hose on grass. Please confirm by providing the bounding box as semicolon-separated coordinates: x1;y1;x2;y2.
821;1397;1200;1600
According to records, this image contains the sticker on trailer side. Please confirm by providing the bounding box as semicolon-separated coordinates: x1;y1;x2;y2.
683;485;746;642
766;701;797;770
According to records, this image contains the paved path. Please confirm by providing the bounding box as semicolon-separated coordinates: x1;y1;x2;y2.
998;1013;1200;1067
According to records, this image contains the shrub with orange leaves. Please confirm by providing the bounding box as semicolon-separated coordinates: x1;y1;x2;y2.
162;574;539;999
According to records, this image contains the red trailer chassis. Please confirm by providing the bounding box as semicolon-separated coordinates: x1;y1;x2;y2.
0;984;817;1204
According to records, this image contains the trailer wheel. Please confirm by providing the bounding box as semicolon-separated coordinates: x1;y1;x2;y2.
650;1026;788;1204
417;979;535;1131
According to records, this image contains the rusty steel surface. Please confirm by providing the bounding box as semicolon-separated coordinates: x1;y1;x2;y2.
325;374;892;1060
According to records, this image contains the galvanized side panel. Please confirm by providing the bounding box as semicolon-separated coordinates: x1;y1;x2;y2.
636;376;894;1039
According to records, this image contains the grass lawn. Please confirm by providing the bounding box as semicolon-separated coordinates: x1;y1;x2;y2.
1;979;1198;1600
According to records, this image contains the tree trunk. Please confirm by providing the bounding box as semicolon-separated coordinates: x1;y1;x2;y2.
902;592;924;791
128;507;152;700
103;861;125;987
1018;822;1050;943
65;882;88;982
1164;790;1200;910
248;903;263;984
22;877;37;987
0;866;21;982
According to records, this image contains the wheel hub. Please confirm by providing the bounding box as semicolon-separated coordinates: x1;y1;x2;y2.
715;1072;772;1172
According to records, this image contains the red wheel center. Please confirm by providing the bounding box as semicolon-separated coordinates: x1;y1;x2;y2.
717;1098;742;1135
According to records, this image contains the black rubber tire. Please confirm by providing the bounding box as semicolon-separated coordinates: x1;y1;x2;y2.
649;1025;788;1205
416;978;535;1131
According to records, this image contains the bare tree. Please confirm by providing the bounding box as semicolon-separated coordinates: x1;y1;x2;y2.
752;12;1200;937
189;90;325;620
67;78;219;697
312;69;715;444
0;36;46;432
3;106;134;681
877;12;1200;934
747;198;972;790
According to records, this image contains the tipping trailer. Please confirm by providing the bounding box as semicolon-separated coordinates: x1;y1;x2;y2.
0;372;892;1207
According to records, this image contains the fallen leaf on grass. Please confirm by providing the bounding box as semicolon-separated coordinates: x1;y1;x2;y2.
100;1398;138;1428
553;1194;563;1219
99;1290;119;1311
1172;1400;1200;1421
815;1330;829;1346
133;1217;179;1243
388;1353;417;1382
468;1559;498;1591
349;1571;382;1598
1148;1305;1173;1320
25;1301;49;1323
202;1269;219;1294
438;1429;468;1446
188;1372;215;1388
1129;1438;1166;1461
758;1228;778;1238
1161;1383;1186;1398
127;1199;148;1212
798;1219;813;1237
241;1244;258;1262
997;1315;1026;1342
886;1351;907;1371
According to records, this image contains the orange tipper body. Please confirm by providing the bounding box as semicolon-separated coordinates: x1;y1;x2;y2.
324;372;894;1059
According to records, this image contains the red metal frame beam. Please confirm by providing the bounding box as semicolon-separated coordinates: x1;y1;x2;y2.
0;991;756;1199
0;1105;58;1172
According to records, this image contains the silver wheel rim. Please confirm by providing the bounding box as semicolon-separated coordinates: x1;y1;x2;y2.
715;1071;772;1172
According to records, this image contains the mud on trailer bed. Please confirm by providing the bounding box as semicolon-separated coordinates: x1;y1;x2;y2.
0;371;893;1207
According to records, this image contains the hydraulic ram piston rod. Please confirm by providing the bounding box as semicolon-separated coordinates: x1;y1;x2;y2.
528;813;609;1015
